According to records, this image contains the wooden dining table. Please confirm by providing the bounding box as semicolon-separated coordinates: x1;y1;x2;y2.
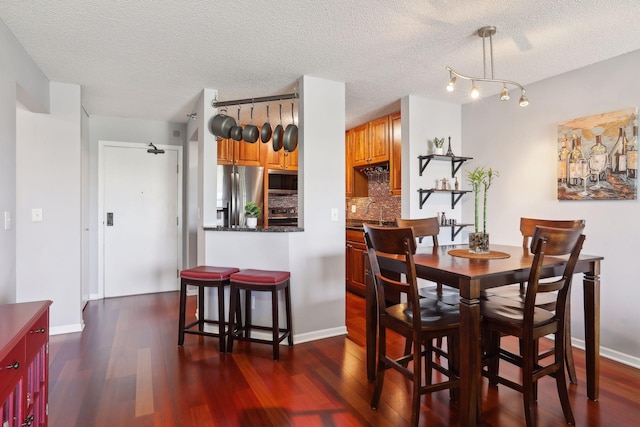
366;243;603;427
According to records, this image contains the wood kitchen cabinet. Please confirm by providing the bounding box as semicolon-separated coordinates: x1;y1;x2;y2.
389;112;402;195
264;141;298;171
217;138;263;166
346;229;367;296
345;112;399;197
0;301;52;427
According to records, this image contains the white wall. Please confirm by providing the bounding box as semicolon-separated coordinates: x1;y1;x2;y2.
461;49;640;366
0;21;50;303
204;76;347;342
88;116;186;297
16;82;83;333
401;96;463;245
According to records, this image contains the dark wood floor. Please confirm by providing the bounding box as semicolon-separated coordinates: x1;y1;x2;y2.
48;291;640;426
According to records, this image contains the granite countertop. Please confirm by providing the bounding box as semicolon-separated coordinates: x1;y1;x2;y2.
204;225;304;232
346;219;396;231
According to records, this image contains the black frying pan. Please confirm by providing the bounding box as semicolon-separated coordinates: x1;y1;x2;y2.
272;104;284;151
261;105;272;143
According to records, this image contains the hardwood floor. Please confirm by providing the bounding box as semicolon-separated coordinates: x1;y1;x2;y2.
49;291;640;426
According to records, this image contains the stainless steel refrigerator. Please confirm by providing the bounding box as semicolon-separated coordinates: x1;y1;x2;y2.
216;165;264;227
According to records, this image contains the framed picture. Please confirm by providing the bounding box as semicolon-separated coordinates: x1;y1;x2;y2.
557;108;637;200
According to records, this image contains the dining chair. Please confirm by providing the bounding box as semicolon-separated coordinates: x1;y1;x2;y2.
395;217;459;306
363;223;460;427
481;225;585;427
483;217;585;383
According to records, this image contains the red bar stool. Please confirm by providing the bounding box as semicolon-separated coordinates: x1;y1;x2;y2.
178;266;240;352
227;269;293;361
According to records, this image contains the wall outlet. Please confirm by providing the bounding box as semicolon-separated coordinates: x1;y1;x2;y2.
32;208;43;222
3;211;10;230
351;205;357;213
331;208;339;222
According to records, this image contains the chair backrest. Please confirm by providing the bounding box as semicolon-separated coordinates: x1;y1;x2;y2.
363;223;422;326
520;217;585;248
396;217;439;246
524;225;586;330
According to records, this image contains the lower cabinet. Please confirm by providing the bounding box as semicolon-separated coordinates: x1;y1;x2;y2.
0;301;52;427
346;229;367;296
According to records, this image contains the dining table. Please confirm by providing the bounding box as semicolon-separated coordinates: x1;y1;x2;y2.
365;243;603;427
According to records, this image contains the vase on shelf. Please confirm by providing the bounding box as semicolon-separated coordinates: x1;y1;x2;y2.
468;232;489;254
434;147;444;155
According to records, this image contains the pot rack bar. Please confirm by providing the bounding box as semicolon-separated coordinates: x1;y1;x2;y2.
211;92;298;108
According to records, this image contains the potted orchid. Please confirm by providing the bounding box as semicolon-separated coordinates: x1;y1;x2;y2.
465;166;499;253
433;137;445;155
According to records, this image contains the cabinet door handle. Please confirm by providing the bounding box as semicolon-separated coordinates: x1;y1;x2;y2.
22;415;34;426
31;328;46;334
6;361;20;369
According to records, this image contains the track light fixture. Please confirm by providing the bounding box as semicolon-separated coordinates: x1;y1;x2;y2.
446;26;528;107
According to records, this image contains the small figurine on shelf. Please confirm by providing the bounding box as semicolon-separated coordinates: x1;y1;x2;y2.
442;177;449;190
446;136;454;156
441;211;447;226
455;176;459;190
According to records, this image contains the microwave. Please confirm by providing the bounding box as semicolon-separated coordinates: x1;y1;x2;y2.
268;169;298;194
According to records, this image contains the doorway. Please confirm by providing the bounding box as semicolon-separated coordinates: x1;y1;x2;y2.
98;141;183;298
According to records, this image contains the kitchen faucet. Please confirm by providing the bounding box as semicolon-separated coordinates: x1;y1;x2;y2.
364;200;384;224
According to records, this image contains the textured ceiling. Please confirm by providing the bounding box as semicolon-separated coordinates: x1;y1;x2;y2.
2;0;640;128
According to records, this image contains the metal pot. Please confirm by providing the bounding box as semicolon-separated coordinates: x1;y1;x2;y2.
261;105;272;143
229;107;243;141
283;102;298;152
243;106;259;143
272;104;284;151
209;110;236;138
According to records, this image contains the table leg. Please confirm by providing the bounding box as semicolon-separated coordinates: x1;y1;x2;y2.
583;262;600;400
459;289;481;427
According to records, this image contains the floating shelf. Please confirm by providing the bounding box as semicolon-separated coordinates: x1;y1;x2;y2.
441;223;474;240
418;154;473;177
418;188;472;209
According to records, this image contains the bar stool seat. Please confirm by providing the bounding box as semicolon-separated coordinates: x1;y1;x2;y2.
178;266;240;352
227;269;293;360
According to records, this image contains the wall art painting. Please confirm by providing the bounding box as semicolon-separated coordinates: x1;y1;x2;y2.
557;108;637;200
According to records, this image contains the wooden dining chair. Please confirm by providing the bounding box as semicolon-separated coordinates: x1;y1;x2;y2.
484;217;585;384
481;225;585;427
364;223;460;427
395;217;459;306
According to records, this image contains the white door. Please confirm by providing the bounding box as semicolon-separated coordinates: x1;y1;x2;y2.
100;141;182;298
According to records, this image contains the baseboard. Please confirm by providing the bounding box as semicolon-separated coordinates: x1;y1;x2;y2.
571;337;640;370
50;322;84;336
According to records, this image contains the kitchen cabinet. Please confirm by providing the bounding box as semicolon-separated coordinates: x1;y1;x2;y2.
264;142;298;171
0;301;51;427
346;229;367;296
345;112;399;197
217;137;263;166
352;117;389;167
389;112;402;195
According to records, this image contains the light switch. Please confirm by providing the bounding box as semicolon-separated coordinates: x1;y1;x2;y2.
331;208;339;222
32;208;43;222
351;205;357;213
4;211;10;230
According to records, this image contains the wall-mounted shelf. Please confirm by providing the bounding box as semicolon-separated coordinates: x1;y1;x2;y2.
418;154;473;177
442;223;474;240
418;188;471;209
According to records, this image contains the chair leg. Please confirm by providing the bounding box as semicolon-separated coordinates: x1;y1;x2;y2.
565;309;578;384
244;290;252;338
217;283;226;353
227;286;238;353
487;330;500;386
411;333;422;427
556;329;576;424
370;327;387;409
522;338;537;427
197;285;205;332
284;283;293;346
178;280;187;346
272;288;280;361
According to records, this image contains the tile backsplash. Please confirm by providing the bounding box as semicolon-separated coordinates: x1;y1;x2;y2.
346;173;400;222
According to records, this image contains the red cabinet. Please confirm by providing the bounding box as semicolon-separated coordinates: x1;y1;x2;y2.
0;301;52;427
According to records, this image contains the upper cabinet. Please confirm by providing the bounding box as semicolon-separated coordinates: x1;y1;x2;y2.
217;138;263;166
346;112;400;197
352;117;390;167
389;112;401;195
265;141;298;171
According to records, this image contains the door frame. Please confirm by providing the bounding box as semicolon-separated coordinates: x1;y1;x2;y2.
97;140;183;299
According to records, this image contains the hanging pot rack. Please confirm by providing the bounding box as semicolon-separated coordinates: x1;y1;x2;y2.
211;92;298;108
